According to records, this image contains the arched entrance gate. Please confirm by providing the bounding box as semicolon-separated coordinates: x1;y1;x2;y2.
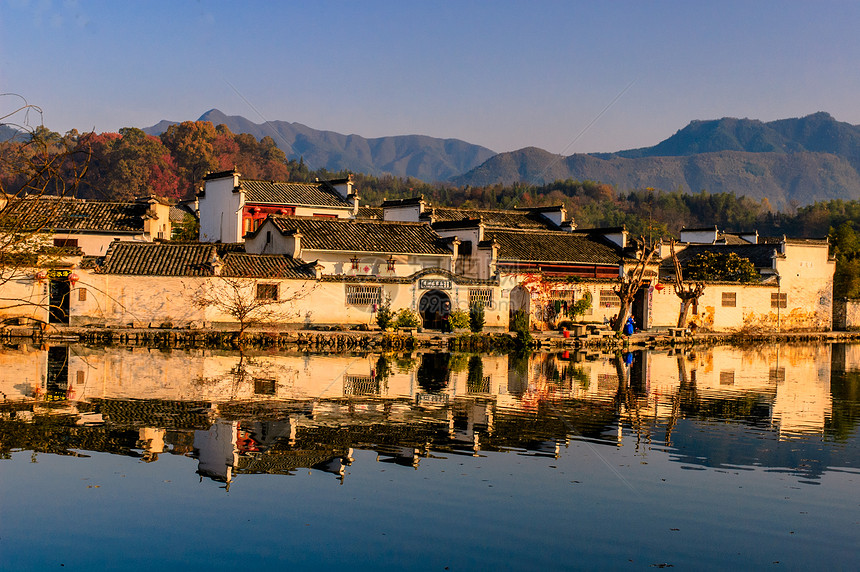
418;290;451;330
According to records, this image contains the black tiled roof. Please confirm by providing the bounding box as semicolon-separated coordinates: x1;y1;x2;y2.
1;197;157;233
241;179;351;208
221;253;316;279
423;206;560;230
98;242;217;276
487;228;625;265
263;216;452;255
96;242;315;278
356;206;382;219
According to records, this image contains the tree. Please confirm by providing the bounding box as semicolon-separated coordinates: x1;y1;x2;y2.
160;121;218;197
0;95;90;320
611;240;658;333
829;221;860;298
191;274;312;340
684;251;758;283
670;240;705;328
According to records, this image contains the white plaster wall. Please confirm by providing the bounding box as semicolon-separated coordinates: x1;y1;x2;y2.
0;267;50;323
844;301;860;330
71;271;503;329
649;283;777;331
51;232;148;256
291;206;352;218
382;204;422;222
198;175;242;243
774;243;835;330
0;345;46;400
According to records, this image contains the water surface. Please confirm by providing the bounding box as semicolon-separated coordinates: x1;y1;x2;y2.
1;343;859;570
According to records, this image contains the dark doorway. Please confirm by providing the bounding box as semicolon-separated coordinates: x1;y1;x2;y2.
416;352;451;393
419;290;451;330
632;284;648;330
509;285;530;330
46;345;69;401
49;278;70;324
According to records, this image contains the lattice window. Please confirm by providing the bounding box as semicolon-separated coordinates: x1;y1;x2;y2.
721;292;736;307
256;283;278;301
78;288;87;302
720;370;735;385
469;288;494;309
344;375;380;396
599;289;621;308
597;373;619;390
467;375;491;393
254;378;276;395
769;367;786;383
771;293;787;308
346;285;382;306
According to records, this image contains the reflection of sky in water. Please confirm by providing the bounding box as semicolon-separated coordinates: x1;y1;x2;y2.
1;343;859;570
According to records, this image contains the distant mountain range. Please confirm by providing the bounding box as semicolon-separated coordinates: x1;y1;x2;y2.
452;112;860;208
141;110;860;208
143;109;496;182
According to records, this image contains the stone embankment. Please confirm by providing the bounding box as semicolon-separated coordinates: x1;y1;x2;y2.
2;323;859;351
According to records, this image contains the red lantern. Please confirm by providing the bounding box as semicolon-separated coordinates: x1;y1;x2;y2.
35;270;47;282
68;273;79;286
655;283;665;291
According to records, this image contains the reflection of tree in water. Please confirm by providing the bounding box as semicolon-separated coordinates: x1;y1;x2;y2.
466;355;487;393
826;368;860;441
507;351;530;394
416;352;450;393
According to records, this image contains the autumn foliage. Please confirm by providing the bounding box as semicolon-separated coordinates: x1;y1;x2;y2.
0;121;311;202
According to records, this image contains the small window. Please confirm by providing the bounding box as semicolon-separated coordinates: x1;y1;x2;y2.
720;371;735;385
344;375;380;396
254;378;276;395
350;256;360;270
469;288;494;309
599;289;621;308
76;370;85;385
721;292;736;307
53;238;78;248
346;285;382;306
78;288;87;302
266;230;272;244
769;367;786;383
771;293;787;309
256;283;278;301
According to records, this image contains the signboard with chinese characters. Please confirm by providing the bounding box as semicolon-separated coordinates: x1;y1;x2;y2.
48;269;71;279
418;279;452;290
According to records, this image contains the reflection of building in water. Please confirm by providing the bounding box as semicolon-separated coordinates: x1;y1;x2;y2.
1;343;855;483
532;345;834;440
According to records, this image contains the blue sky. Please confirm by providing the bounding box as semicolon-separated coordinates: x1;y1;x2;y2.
3;0;860;154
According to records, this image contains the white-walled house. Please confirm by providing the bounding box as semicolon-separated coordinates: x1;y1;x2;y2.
196;170;358;243
0;195;172;256
244;216;504;329
649;235;836;332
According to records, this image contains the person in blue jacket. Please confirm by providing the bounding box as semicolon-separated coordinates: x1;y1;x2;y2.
624;316;635;335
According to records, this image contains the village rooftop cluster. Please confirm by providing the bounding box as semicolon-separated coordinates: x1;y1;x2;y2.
0;170;838;334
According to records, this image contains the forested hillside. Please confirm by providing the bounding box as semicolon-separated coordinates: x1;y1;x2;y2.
454;113;860;208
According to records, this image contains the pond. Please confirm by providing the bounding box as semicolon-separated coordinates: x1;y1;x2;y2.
1;342;859;570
